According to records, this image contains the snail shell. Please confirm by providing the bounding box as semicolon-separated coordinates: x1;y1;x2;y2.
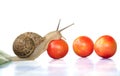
13;32;44;58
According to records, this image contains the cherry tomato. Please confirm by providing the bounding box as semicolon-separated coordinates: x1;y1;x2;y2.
94;35;117;58
47;39;68;59
73;36;94;57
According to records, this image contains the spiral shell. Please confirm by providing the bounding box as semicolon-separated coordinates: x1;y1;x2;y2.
13;32;44;58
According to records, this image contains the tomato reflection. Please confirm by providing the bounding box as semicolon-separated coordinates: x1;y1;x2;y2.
94;59;118;76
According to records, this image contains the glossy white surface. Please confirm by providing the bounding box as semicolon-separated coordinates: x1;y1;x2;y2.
0;57;120;76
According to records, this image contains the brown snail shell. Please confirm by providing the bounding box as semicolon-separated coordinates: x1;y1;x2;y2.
13;32;44;58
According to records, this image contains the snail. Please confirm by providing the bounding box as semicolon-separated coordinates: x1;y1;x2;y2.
9;20;74;61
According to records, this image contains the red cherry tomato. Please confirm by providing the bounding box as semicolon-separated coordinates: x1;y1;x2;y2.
47;39;68;59
94;35;117;58
73;36;94;57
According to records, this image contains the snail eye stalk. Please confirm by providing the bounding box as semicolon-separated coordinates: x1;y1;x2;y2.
59;23;74;32
56;19;74;32
56;19;61;31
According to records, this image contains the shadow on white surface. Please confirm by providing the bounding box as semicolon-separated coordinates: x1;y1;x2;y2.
47;59;67;76
14;61;48;76
94;59;119;76
0;58;120;76
73;58;94;76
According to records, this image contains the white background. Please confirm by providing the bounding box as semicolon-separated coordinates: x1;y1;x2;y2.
0;0;120;74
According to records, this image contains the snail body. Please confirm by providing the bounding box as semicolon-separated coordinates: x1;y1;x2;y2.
10;20;74;61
